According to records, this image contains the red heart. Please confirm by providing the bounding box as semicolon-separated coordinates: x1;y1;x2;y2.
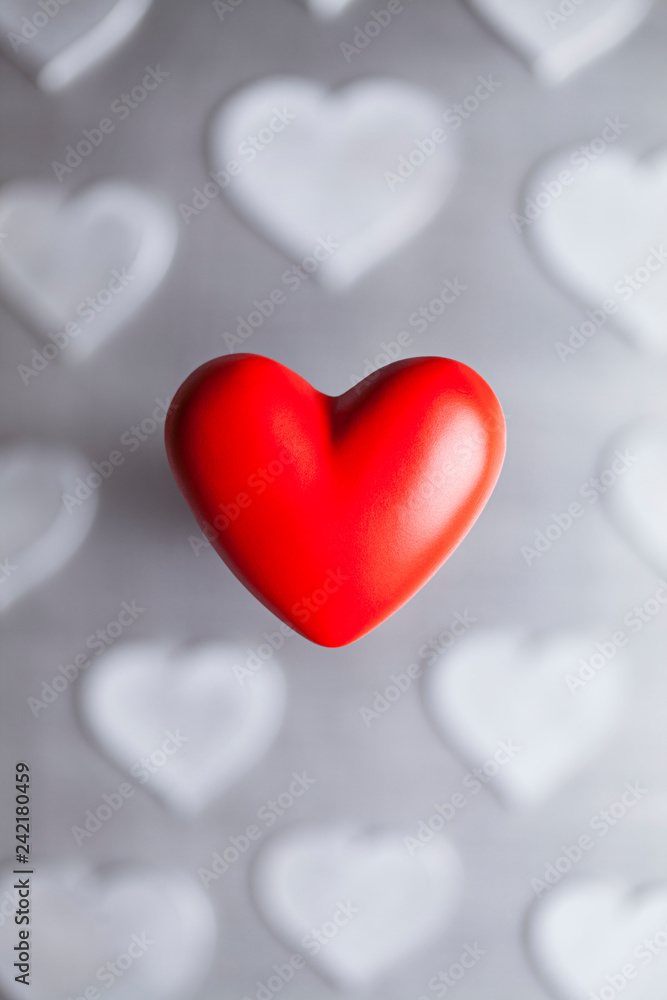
165;354;505;647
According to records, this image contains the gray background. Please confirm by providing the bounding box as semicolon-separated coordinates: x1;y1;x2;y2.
1;0;667;997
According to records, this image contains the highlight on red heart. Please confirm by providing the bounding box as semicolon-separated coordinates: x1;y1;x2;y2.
165;353;506;647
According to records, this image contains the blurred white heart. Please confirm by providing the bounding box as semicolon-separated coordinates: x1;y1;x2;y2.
297;0;357;16
602;420;667;571
0;0;153;92
0;444;96;613
209;76;457;290
424;630;626;807
80;642;286;816
0;863;216;1000
252;824;463;991
529;877;667;1000
0;181;177;363
465;0;652;84
524;147;667;353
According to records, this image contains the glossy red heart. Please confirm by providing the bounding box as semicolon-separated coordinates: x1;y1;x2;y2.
165;354;505;647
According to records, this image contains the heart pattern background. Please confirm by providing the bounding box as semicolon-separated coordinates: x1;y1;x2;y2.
0;863;216;1000
425;629;627;808
529;878;667;1000
209;76;458;290
524;147;667;354
296;0;358;17
79;641;286;815
0;181;177;363
465;0;652;83
252;825;463;991
0;443;96;613
0;0;153;92
602;420;667;573
2;1;667;999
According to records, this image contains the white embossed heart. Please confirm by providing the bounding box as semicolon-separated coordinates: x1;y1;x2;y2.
0;181;177;363
465;0;652;84
209;76;457;290
79;642;286;816
0;863;216;1000
0;0;153;91
529;878;667;1000
602;420;667;572
252;825;463;991
0;443;96;613
525;147;667;353
425;630;626;807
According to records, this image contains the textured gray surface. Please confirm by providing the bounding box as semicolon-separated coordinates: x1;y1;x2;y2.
1;1;667;997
